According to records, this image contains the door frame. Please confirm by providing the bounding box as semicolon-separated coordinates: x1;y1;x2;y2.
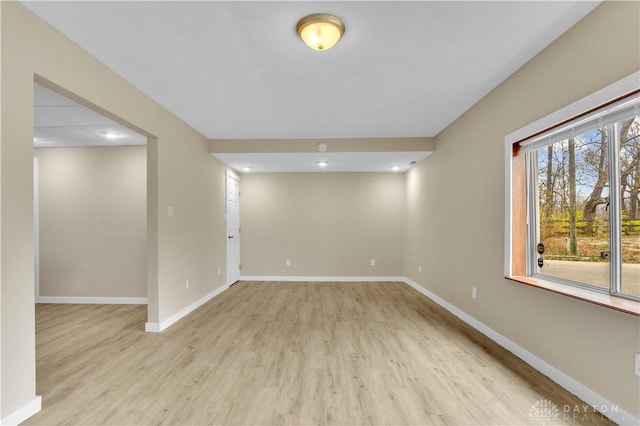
225;170;240;285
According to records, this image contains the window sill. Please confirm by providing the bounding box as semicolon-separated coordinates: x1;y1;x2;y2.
506;275;640;316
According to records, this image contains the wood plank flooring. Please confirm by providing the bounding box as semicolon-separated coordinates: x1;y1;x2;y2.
26;282;614;425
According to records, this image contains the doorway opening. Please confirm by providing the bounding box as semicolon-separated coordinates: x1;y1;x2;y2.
33;82;148;304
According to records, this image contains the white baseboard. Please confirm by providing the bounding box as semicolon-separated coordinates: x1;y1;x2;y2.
403;278;640;426
1;396;41;426
240;275;405;282
36;296;147;305
145;283;230;333
144;322;161;333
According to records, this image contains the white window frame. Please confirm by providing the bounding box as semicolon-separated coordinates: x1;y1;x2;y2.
504;71;640;311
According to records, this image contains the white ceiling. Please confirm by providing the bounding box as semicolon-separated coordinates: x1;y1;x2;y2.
34;83;146;148
22;1;600;141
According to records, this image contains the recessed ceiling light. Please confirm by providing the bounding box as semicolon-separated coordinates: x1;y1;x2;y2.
242;166;252;172
391;166;401;172
317;161;329;168
102;131;121;140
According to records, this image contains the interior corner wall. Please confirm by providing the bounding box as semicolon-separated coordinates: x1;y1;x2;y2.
241;173;405;277
1;2;227;420
404;1;640;416
35;146;147;298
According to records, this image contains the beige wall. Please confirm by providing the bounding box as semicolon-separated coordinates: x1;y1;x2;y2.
404;1;640;416
241;173;404;277
1;2;227;418
36;146;147;298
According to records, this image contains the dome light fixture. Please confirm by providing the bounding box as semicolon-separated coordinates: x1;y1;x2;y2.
296;13;345;51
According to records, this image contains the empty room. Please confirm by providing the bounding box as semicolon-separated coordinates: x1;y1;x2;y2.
1;1;639;425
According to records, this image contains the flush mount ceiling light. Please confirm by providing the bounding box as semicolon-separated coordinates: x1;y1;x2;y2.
317;161;329;168
296;13;345;51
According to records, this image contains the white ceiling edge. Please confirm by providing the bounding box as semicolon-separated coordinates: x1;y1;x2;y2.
212;151;431;173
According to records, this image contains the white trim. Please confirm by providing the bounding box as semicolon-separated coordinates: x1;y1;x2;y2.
240;275;405;282
505;71;639;145
144;322;161;333
1;396;41;426
504;71;640;278
225;169;239;181
144;283;230;333
403;277;639;426
36;296;147;305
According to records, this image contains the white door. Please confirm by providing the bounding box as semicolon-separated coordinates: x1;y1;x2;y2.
226;170;241;285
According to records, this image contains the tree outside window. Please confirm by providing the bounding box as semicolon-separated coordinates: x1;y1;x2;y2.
530;106;639;299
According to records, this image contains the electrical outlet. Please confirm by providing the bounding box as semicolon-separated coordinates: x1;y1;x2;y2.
472;287;477;299
217;266;221;276
418;265;422;274
370;259;376;267
185;279;189;290
286;259;291;266
635;353;640;377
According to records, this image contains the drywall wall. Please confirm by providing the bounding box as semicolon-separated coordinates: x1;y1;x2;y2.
35;146;147;298
241;173;405;277
1;2;227;420
404;1;640;417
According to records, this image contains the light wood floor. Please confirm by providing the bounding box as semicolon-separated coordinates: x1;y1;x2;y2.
26;282;614;425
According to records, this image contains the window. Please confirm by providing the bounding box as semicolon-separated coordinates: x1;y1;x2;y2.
505;73;640;315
